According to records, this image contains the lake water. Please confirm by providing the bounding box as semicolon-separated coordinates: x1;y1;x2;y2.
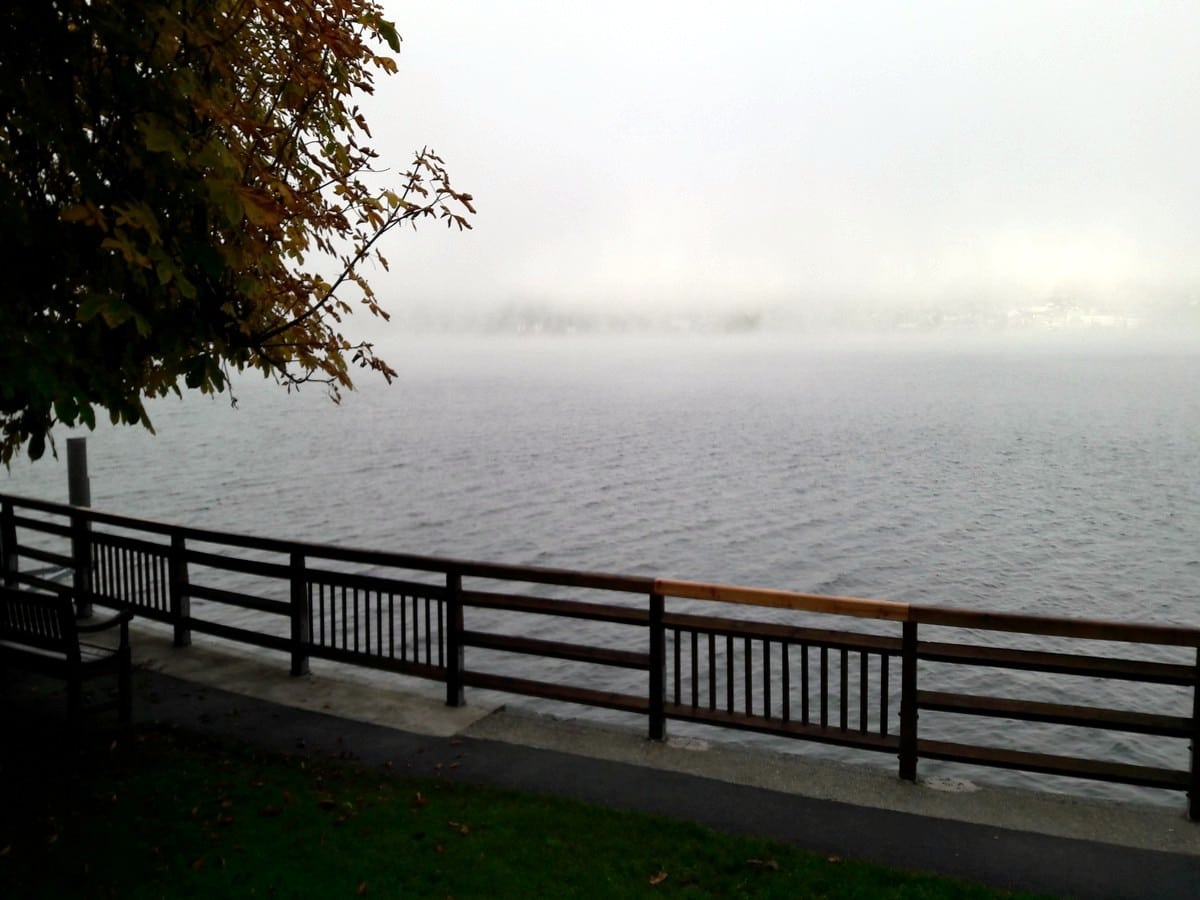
5;332;1199;804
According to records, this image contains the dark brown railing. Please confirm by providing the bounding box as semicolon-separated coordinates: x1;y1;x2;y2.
2;492;1198;820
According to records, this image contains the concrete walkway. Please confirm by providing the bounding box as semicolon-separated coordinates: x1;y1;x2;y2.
14;626;1200;898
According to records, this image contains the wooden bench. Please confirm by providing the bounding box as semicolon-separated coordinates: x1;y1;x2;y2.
0;584;133;726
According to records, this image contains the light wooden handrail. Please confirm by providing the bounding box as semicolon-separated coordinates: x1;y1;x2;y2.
653;578;911;621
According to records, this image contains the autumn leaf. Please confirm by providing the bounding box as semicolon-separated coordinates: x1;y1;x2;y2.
649;871;668;886
747;858;780;870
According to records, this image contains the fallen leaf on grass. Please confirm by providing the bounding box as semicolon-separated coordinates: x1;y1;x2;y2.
413;792;429;808
649;871;668;886
356;880;368;895
826;854;843;863
747;858;779;870
448;821;470;836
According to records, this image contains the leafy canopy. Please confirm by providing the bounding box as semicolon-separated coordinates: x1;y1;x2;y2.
0;1;474;463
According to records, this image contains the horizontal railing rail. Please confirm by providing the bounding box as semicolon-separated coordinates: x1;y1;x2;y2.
1;491;1197;820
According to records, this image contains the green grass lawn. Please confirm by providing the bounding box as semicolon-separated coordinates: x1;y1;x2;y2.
0;725;1048;899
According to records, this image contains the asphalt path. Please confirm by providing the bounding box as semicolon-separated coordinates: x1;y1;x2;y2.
129;670;1200;899
4;657;1199;899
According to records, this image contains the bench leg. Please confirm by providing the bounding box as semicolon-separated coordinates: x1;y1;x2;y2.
118;652;132;726
66;677;83;728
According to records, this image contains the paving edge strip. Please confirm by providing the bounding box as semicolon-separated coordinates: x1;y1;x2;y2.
128;622;1200;856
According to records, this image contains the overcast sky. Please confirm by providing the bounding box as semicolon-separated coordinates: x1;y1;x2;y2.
358;1;1200;322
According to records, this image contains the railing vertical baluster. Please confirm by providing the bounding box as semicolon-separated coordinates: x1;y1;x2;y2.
156;553;166;611
707;633;716;711
648;591;665;740
840;648;849;731
445;572;464;707
424;595;432;664
376;589;383;656
782;642;790;722
0;498;17;587
763;639;772;720
94;542;106;598
436;591;444;667
400;593;407;661
820;645;828;727
743;637;753;715
880;651;890;737
899;620;919;781
411;595;419;662
673;628;682;706
159;552;168;611
168;533;190;648
690;630;699;707
318;583;327;646
131;547;140;610
387;591;394;658
364;588;371;654
1189;646;1199;821
329;584;337;645
725;635;734;712
341;586;349;649
289;552;310;677
801;643;809;724
308;581;315;649
860;651;869;732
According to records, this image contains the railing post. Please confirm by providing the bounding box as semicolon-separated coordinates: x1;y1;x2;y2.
168;533;191;647
1189;647;1200;822
69;507;93;619
290;552;310;677
66;439;92;611
648;591;667;740
67;438;93;618
0;498;16;587
445;571;464;707
898;620;918;781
